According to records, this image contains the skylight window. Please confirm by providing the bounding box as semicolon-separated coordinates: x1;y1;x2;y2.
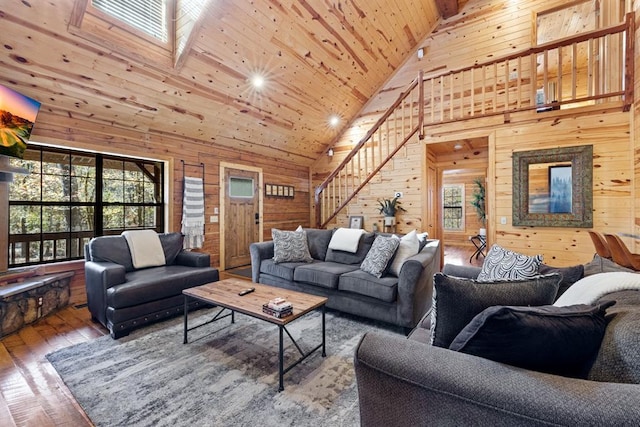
92;0;168;43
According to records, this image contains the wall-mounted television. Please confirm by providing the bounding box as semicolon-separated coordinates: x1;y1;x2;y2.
0;84;41;159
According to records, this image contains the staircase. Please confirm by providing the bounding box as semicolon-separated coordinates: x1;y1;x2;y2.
314;73;424;228
314;13;634;228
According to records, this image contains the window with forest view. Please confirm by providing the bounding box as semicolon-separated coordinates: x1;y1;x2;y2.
443;184;464;230
8;145;165;267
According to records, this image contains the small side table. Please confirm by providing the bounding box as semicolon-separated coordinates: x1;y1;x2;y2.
469;235;486;263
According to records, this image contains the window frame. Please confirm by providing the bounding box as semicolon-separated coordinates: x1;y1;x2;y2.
69;0;175;69
90;0;172;46
442;184;465;231
8;144;165;267
228;176;255;199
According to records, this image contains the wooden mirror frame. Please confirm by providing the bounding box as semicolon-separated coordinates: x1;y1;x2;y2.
512;145;593;227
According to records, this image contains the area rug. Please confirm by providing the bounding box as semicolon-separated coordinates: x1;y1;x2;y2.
46;308;400;427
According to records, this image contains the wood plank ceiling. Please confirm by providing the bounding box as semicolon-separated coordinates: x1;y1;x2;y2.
0;0;458;166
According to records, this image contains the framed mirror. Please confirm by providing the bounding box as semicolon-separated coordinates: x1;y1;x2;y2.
512;145;593;227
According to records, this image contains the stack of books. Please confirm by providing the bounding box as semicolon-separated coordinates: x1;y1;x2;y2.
262;297;293;318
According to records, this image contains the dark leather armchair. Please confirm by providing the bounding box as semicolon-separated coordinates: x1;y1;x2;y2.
84;232;219;338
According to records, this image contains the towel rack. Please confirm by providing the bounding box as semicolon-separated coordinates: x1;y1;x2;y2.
180;160;206;223
180;160;205;185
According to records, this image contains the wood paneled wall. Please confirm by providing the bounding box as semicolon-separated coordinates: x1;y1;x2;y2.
491;110;631;265
317;134;426;234
312;0;637;267
29;112;311;301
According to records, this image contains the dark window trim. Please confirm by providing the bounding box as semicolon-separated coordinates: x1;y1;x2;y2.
8;145;165;267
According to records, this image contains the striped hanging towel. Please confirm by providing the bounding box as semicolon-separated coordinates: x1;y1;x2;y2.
181;176;205;249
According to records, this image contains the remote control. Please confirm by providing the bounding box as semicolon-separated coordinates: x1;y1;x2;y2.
238;287;255;296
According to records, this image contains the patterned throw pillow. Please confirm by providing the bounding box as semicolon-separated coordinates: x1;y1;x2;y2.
360;235;400;278
476;244;542;281
271;229;313;264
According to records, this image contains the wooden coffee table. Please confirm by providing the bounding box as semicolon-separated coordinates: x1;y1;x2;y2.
182;278;328;391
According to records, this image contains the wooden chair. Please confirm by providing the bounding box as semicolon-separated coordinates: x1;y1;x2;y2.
604;233;640;270
588;231;612;259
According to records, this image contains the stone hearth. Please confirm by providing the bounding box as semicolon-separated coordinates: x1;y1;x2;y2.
0;272;73;338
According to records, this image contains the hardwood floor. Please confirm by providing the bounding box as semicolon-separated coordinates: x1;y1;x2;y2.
0;244;480;426
444;242;485;268
0;301;103;427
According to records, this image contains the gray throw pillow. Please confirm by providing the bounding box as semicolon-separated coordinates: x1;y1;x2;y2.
588;290;640;383
271;229;313;264
430;272;561;348
538;263;584;298
477;244;543;281
583;254;634;276
449;301;614;378
303;228;334;261
325;232;375;265
360;235;400;278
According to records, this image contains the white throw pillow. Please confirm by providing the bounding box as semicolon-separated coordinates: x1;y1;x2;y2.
389;230;420;276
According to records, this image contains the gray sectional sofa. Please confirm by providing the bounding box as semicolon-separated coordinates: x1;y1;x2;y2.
354;259;640;425
84;232;219;338
250;228;441;331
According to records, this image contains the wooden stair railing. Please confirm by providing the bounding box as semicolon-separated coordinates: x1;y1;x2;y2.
314;13;634;228
314;72;424;228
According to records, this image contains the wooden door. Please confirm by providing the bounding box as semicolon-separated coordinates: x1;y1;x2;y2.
224;168;260;269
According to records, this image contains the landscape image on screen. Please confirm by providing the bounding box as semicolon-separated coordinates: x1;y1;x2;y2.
0;84;41;159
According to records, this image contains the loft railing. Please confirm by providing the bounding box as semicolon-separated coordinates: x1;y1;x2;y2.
424;13;634;123
314;13;634;228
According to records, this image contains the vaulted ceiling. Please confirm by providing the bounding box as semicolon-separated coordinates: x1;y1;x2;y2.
1;0;461;166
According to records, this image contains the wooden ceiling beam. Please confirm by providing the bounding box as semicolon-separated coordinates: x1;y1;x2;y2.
435;0;459;19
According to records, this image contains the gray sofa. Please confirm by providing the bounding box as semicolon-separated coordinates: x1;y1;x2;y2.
249;228;441;331
354;261;640;425
84;232;219;338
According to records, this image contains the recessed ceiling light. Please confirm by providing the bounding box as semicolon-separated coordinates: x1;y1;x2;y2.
251;75;265;89
454;143;463;150
329;115;340;127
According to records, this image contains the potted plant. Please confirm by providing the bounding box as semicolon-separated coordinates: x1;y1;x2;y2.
377;197;406;227
470;177;486;236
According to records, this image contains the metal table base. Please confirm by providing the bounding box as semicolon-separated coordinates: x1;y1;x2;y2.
183;296;326;391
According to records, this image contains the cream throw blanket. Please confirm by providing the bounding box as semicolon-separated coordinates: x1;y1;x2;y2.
328;228;365;253
122;230;166;269
554;272;640;306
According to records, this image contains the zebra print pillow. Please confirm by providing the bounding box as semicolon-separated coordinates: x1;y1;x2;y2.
360;235;400;278
477;244;542;281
